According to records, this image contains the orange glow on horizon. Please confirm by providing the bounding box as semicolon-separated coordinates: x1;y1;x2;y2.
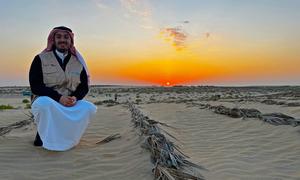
113;58;231;86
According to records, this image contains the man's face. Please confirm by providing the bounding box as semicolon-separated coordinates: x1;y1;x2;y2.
54;31;72;53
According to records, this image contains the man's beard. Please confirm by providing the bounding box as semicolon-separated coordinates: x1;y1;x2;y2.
56;48;68;53
55;44;69;53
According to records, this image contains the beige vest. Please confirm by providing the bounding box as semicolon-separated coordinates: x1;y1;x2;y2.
39;51;83;96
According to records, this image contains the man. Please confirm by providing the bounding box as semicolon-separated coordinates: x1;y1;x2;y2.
29;26;97;151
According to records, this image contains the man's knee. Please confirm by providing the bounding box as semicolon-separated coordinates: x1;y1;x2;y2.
32;96;55;110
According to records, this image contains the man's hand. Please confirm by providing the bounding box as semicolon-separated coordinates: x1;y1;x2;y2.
59;96;77;107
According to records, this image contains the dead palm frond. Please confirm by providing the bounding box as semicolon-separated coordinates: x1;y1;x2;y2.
128;102;207;180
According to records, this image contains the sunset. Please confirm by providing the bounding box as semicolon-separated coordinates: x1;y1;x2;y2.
0;0;299;86
1;1;300;179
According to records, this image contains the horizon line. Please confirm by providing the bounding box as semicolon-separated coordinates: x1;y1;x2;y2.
0;84;299;88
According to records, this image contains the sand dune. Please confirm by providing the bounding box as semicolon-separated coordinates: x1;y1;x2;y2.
140;103;300;179
0;86;300;179
0;104;153;180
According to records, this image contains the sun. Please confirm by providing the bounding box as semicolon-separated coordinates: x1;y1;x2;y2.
166;82;170;86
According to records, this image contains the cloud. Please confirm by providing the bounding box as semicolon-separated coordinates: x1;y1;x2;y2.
93;0;203;52
140;25;154;29
94;0;110;9
120;0;151;18
120;0;155;32
159;26;188;51
204;32;210;38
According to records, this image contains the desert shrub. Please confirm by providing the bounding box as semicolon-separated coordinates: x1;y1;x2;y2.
136;98;142;104
22;99;30;103
25;103;31;109
0;104;15;110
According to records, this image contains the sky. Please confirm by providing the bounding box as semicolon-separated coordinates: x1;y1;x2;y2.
0;0;299;86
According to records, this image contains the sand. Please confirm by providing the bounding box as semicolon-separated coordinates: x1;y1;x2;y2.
0;86;300;179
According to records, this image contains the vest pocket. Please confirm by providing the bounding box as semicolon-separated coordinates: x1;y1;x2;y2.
70;71;81;89
43;74;57;84
43;64;58;74
43;65;59;85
